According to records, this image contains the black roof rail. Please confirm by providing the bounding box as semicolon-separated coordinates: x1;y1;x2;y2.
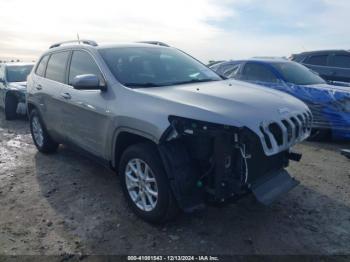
252;56;288;60
137;41;170;47
49;40;98;49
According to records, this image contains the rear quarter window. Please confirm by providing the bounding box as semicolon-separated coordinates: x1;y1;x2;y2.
35;55;49;77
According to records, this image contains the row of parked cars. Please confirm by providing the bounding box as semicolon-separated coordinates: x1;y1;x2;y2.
0;41;349;223
210;54;350;140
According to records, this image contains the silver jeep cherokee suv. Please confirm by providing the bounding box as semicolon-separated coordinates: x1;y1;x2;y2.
27;40;312;223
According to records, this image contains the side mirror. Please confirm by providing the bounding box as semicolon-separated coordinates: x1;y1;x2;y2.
217;73;227;80
71;74;106;91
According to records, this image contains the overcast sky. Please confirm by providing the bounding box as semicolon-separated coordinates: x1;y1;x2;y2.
0;0;349;62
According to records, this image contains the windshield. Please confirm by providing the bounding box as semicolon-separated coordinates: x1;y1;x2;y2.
272;62;326;85
99;47;222;87
6;65;33;82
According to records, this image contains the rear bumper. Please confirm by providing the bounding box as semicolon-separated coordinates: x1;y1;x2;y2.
251;169;299;205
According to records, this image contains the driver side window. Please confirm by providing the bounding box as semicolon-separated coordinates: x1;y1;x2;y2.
69;51;104;85
241;63;278;83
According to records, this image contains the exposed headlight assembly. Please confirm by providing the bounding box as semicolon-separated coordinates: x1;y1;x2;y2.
165;115;239;141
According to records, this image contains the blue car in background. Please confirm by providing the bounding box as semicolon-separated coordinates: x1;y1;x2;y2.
210;59;350;140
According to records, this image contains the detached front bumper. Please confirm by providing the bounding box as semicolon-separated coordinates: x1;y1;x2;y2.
251;169;299;205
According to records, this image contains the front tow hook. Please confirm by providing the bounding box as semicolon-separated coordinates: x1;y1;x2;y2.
288;151;302;162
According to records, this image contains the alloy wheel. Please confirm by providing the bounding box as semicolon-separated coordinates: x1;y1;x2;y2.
125;158;158;212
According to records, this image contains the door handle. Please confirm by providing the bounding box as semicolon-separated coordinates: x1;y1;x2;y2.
35;84;42;90
61;92;71;99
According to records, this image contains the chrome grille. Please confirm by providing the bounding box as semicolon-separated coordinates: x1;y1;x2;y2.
259;110;312;156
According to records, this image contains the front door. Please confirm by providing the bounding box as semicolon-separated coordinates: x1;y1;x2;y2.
59;50;110;158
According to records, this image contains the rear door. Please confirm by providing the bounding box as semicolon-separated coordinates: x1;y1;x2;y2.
328;53;350;83
33;51;70;140
59;50;109;158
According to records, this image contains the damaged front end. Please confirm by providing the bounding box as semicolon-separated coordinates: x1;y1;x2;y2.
159;115;310;211
7;84;28;115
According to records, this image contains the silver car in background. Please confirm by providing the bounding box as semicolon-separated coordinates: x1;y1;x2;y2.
0;62;34;120
27;40;311;223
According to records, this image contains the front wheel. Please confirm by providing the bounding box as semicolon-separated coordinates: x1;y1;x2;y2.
29;109;59;153
119;143;179;223
4;95;18;120
308;128;331;141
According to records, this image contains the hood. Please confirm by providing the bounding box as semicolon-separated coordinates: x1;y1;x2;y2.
303;83;350;93
8;81;27;91
136;79;310;131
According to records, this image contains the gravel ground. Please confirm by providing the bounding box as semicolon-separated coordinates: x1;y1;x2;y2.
0;110;349;256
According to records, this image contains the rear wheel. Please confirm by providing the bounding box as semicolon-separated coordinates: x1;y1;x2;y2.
119;143;179;223
29;109;59;153
4;95;18;120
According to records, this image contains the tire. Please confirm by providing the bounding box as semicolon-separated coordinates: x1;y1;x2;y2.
119;143;179;223
308;128;331;141
4;94;18;120
29;109;59;153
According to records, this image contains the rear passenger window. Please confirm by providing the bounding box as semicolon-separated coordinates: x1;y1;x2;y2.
35;55;49;77
304;55;328;66
329;55;350;68
45;52;70;83
69;51;103;84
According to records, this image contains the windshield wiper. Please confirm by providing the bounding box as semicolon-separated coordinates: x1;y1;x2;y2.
124;79;219;88
124;82;163;88
169;79;219;86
